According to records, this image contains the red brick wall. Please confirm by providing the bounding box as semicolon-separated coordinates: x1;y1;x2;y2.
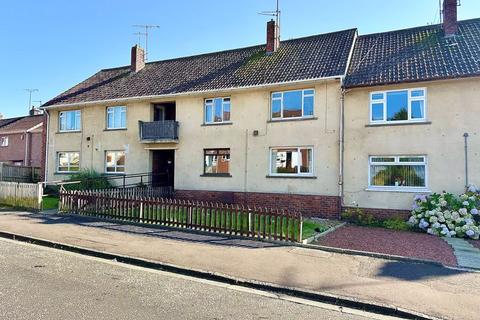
175;189;341;219
341;206;411;221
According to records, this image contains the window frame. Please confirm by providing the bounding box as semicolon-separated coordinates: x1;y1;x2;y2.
270;88;315;120
106;106;127;130
56;151;80;173
59;110;82;132
204;97;231;124
0;136;8;147
367;155;429;192
369;88;427;124
203;148;231;176
269;146;314;177
105;150;126;175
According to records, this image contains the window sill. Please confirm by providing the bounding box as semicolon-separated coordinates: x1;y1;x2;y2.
365;187;431;193
57;130;81;134
104;128;127;131
200;173;232;177
55;172;77;175
266;175;317;179
365;121;431;128
201;122;233;127
267;117;317;123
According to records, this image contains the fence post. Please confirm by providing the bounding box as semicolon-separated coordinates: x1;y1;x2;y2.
298;214;303;243
0;162;3;181
37;182;43;210
139;201;144;222
248;208;252;234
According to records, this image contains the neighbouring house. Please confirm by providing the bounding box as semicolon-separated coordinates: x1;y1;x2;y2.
0;111;46;172
41;1;480;218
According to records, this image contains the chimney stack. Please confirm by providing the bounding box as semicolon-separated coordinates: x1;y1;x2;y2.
131;45;145;72
443;0;458;37
266;19;280;54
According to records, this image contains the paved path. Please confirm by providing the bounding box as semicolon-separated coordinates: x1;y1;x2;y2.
0;211;479;320
444;238;480;270
0;238;368;320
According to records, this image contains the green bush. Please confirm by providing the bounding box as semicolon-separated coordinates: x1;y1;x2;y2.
382;217;411;231
64;169;113;191
342;207;412;231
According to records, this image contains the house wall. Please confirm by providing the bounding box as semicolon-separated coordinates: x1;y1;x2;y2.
47;80;342;217
343;77;480;213
0;133;26;164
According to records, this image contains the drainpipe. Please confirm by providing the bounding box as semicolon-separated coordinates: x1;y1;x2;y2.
464;132;469;189
43;110;50;182
338;80;346;209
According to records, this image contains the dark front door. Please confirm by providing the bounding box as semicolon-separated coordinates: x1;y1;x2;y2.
152;150;175;188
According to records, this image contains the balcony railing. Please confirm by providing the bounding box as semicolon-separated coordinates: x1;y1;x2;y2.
139;120;179;143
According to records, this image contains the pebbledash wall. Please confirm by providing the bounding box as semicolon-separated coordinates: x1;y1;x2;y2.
343;77;480;217
47;79;343;218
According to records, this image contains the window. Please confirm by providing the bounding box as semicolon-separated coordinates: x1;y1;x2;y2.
105;151;125;174
270;147;313;176
57;152;80;173
271;89;314;119
59;110;81;132
369;156;427;190
204;149;230;175
204;98;231;124
106;106;126;129
370;89;426;123
0;137;8;147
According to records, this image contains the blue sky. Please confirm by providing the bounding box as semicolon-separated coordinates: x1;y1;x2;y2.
0;0;479;118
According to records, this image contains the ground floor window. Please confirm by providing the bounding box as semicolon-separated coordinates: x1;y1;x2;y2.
204;149;230;175
270;147;313;176
57;152;80;173
369;156;426;189
105;151;125;174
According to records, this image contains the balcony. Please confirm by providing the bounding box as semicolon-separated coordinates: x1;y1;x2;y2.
139;120;179;143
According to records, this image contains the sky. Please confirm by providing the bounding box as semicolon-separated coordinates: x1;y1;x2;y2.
0;0;479;118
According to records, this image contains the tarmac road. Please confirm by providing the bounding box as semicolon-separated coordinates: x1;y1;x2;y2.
0;238;377;320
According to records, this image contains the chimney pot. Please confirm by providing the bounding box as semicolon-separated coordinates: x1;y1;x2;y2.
266;19;280;54
443;0;458;37
131;45;145;72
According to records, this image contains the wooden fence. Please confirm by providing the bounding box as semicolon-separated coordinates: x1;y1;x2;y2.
59;189;303;242
0;163;41;183
0;181;43;209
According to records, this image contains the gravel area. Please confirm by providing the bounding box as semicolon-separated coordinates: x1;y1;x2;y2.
314;225;458;266
469;240;480;250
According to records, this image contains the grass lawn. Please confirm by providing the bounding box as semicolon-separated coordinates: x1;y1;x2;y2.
42;196;59;210
302;219;330;239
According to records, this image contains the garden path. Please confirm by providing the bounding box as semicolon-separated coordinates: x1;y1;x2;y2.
444;238;480;270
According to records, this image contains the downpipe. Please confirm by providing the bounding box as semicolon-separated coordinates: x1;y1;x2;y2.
464;132;469;189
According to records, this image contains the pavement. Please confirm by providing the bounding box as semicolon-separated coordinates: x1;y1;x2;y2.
0;238;369;320
444;237;480;270
0;211;479;320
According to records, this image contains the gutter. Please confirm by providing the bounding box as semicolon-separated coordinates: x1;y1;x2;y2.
41;76;343;109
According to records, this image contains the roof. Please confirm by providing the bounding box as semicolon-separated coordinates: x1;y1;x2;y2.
344;18;480;88
0;115;45;134
0;117;22;128
43;29;357;107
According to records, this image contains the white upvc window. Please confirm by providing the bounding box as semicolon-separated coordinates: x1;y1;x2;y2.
271;89;314;120
57;152;80;173
0;137;8;147
106;106;127;129
370;88;426;124
59;110;81;132
204;97;231;124
269;147;314;176
105;151;125;174
368;155;428;191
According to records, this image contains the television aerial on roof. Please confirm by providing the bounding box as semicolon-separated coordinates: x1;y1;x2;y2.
259;0;281;44
132;24;160;62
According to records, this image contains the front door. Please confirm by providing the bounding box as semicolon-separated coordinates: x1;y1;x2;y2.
152;150;175;188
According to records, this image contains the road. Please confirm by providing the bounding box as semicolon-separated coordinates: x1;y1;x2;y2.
0;238;376;320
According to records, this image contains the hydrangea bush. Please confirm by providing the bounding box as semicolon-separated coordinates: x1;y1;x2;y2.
408;191;480;240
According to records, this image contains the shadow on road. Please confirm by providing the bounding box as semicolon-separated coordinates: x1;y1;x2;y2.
377;261;466;281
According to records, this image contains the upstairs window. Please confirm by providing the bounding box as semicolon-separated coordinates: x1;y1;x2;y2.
105;151;125;174
59;110;81;132
204;149;230;176
270;147;313;176
204;98;231;124
57;152;80;173
369;156;427;190
271;89;314;120
106;106;126;129
370;89;426;123
0;137;8;147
